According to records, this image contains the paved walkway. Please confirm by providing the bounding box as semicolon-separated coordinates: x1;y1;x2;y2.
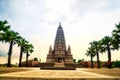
0;68;119;80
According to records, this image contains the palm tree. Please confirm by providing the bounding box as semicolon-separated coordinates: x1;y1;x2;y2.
101;36;113;68
24;43;34;67
85;47;96;68
0;20;10;31
26;52;30;67
0;20;33;67
3;30;19;67
0;20;10;41
17;37;28;67
90;41;101;68
112;23;120;50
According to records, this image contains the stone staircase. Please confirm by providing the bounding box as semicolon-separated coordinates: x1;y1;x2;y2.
54;62;65;68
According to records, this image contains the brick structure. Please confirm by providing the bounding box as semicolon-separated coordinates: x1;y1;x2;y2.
21;60;40;67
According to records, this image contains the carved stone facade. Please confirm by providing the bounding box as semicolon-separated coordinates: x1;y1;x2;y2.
46;23;73;63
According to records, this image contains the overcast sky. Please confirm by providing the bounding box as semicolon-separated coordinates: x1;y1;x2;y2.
0;0;120;64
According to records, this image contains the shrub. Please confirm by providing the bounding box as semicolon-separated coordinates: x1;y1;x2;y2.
112;60;120;68
73;59;76;63
34;57;38;61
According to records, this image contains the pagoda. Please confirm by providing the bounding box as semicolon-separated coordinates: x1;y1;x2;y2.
46;23;73;64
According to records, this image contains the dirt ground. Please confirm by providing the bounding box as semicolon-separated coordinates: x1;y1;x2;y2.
0;67;31;74
0;67;120;77
80;68;120;77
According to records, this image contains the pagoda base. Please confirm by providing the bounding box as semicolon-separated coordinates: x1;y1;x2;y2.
40;63;76;70
40;67;76;70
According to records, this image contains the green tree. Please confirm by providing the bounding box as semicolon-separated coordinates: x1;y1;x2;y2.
112;60;120;68
34;57;38;61
24;43;34;67
17;36;34;67
101;36;113;68
0;20;10;41
73;59;76;63
17;37;28;67
77;59;84;63
90;41;101;68
85;47;96;68
112;23;120;50
3;30;19;67
0;20;33;67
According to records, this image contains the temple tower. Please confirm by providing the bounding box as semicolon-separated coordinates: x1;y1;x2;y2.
46;23;73;63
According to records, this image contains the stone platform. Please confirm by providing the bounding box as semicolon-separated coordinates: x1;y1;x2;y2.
40;62;76;70
54;63;65;68
40;63;76;70
40;67;76;70
0;68;120;80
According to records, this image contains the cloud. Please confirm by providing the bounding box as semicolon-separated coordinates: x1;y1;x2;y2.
44;0;76;23
0;42;9;57
0;50;7;57
0;0;120;63
73;0;120;14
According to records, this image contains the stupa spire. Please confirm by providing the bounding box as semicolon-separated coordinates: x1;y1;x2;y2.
49;45;52;54
68;45;71;54
59;22;61;27
54;22;66;51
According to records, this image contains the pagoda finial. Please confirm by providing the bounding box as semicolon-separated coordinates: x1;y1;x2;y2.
68;45;71;54
49;45;52;54
59;22;61;27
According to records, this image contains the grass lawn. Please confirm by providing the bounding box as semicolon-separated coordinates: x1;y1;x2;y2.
0;67;31;74
82;68;120;77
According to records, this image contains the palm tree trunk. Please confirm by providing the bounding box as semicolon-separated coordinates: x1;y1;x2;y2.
90;54;94;68
7;41;13;67
96;50;100;68
25;52;29;67
19;47;23;67
107;44;112;68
